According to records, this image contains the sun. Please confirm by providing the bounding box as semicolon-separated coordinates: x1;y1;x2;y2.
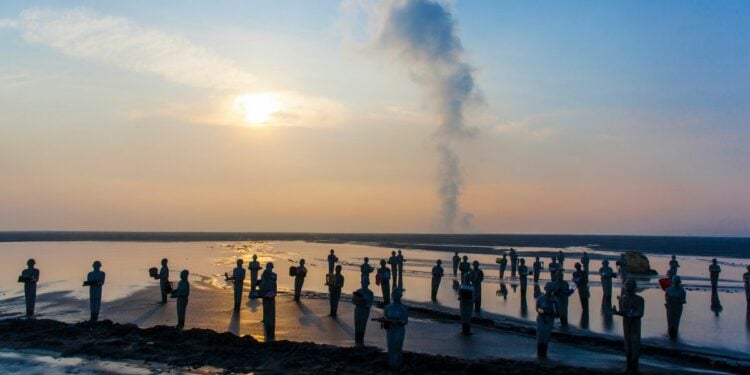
233;93;281;125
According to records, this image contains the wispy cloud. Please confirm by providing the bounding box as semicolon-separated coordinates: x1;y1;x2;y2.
7;8;255;91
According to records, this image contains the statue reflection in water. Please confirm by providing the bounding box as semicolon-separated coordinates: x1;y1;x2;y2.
710;287;723;316
601;294;614;332
496;283;508;300
520;284;528;318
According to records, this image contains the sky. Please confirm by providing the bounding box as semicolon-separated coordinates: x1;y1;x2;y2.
1;0;749;236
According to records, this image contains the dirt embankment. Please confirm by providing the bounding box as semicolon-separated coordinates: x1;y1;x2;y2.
0;318;604;374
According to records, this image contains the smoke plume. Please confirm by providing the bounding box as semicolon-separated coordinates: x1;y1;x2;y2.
376;0;478;232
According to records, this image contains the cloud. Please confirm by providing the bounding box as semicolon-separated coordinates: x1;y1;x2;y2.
10;8;255;91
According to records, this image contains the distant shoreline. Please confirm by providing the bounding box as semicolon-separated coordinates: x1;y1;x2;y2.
1;231;749;258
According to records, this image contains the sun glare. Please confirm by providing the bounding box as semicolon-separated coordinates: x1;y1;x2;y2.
234;93;281;125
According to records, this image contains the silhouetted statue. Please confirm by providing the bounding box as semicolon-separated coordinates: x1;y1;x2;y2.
452;251;460;277
744;265;750;304
158;258;170;304
459;274;474;334
532;256;543;284
613;279;644;374
548;256;559;279
293;259;307;302
329;265;344;317
667;255;680;279
709;258;721;289
459;256;471;281
518;258;529;294
599;259;615;298
377;259;391;305
172;270;190;329
260;262;277;340
353;278;374;344
383;288;408;370
498;253;508;279
552;270;570;327
665;275;686;339
581;252;590;274
557;250;565;269
228;259;246;310
535;282;557;358
361;257;374;286
327;249;338;275
388;251;398;290
469;261;484;312
18;259;39;318
572;262;589;310
85;261;106;322
510;248;518;277
396;250;405;289
248;254;262;294
431;259;444;301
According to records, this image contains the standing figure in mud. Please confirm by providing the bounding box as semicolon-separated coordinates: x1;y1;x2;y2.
384;288;408;370
378;259;391;305
19;259;39;317
613;279;644;373
85;261;106;322
581;252;590;274
259;262;278;340
469;261;484;312
388;251;399;290
510;248;518;277
431;259;444;301
459;274;474;334
230;259;246;310
664;275;686;339
532;256;543;284
552;270;570;327
518;258;529;293
498;253;508;279
172;270;190;329
159;258;170;304
452;251;461;277
709;259;721;289
293;259;307;302
248;254;262;294
572;262;589;310
361;257;374;285
396;250;406;288
557;250;565;269
535;282;558;358
327;249;338;274
667;255;680;279
328;265;344;317
353;278;374;344
459;255;471;281
548;256;559;280
599;259;615;298
744;265;750;304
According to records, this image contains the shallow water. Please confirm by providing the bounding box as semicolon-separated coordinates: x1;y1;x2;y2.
0;240;748;353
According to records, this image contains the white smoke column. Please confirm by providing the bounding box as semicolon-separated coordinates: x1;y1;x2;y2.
375;0;478;232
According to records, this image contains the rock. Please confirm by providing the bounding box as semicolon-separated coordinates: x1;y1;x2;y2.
621;251;655;274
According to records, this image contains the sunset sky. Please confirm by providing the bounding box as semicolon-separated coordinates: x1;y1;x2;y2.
1;1;749;236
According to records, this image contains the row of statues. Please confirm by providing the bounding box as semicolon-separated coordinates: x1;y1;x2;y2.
13;251;750;372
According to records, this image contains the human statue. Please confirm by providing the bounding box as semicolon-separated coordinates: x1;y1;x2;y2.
469;261;484;312
664;275;686;339
452;251;461;277
396;250;406;289
431;259;444;301
293;259;307;302
552;270;570;327
459;256;471;281
535;282;558;358
172;270;190;329
329;265;344;317
518;258;529;293
378;259;391;305
19;259;39;318
259;262;278;340
532;256;544;284
572;262;589;309
228;259;246;310
613;279;644;374
744;265;750;304
383;288;408;370
388;251;398;289
548;256;559;279
709;258;721;289
667;255;680;279
581;252;590;274
557;250;565;269
353;277;374;345
510;248;518;278
599;259;615;298
159;258;170;304
327;249;338;275
498;253;508;279
85;261;106;322
361;257;374;285
247;254;262;294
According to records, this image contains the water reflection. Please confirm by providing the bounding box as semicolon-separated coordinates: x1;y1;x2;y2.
520;288;528;318
496;283;508;300
511;284;518;294
710;288;723;316
580;307;589;329
601;295;614;332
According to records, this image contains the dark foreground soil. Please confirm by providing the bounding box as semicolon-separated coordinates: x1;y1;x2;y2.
0;318;607;374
